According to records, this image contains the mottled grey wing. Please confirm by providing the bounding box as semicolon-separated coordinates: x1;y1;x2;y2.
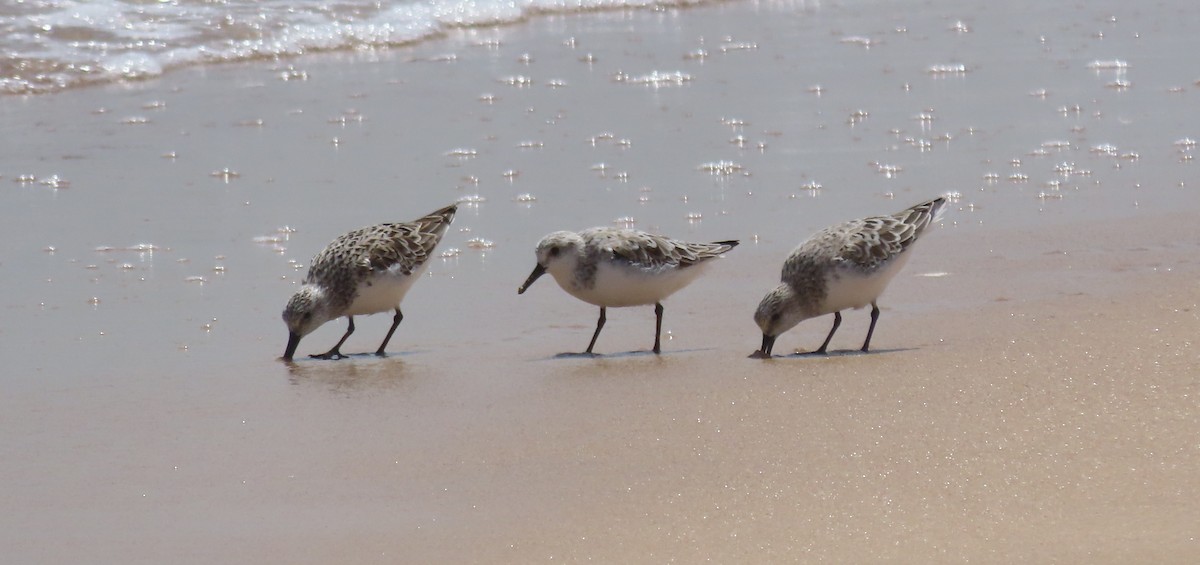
588;229;682;269
355;226;423;274
306;226;368;277
834;216;916;269
303;204;456;284
834;196;945;269
594;230;735;269
364;221;456;275
361;204;457;274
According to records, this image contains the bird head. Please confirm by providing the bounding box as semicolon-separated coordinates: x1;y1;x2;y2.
281;285;334;360
752;285;808;357
518;231;582;294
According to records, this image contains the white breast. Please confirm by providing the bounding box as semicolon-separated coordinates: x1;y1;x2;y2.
820;252;912;314
345;262;428;316
553;262;708;308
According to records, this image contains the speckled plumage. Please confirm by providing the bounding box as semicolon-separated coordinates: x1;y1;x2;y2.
518;227;738;354
753;196;947;357
282;203;456;360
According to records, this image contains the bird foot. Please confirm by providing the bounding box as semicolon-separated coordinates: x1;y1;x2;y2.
310;351;347;360
748;350;771;359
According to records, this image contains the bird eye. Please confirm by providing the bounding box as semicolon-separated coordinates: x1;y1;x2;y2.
771;313;781;324
302;312;313;321
548;247;560;257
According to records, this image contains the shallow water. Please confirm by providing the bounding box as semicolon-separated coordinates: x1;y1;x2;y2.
3;0;1194;373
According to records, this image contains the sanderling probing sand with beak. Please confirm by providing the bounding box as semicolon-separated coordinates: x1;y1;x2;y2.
752;196;947;358
281;203;457;361
518;227;738;355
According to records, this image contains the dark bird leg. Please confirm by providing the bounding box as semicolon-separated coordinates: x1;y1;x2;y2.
815;311;842;354
861;302;880;352
375;308;404;356
312;316;354;360
585;307;606;354
652;302;664;354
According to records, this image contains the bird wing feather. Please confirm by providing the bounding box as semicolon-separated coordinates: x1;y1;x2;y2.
831;196;946;270
308;204;456;280
583;228;735;269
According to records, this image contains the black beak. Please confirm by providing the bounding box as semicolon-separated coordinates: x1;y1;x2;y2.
517;263;547;294
758;335;777;357
283;332;301;361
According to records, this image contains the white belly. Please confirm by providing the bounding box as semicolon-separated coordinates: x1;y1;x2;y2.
553;262;708;307
821;252;911;314
345;263;427;316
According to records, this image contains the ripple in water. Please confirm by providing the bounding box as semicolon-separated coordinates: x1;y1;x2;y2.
612;70;692;87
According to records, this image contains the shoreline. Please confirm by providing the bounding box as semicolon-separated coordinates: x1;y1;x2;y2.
0;0;751;97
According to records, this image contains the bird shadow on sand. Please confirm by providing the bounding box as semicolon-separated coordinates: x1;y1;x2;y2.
282;349;428;364
542;348;711;361
750;347;915;360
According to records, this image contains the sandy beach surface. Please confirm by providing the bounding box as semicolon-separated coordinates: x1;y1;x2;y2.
2;0;1198;562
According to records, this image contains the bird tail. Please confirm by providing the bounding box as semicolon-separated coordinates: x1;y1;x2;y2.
929;195;949;224
709;240;740;255
415;203;458;237
897;196;948;236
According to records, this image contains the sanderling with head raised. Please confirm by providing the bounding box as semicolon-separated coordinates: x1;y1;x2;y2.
282;203;457;361
518;227;738;355
752;196;947;358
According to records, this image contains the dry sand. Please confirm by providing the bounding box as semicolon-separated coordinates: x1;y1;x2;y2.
1;0;1198;562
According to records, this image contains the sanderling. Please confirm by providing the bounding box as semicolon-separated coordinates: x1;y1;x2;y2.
752;196;947;357
518;227;738;355
282;203;457;360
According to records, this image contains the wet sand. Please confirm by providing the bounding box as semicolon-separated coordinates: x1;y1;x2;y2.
2;0;1198;562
